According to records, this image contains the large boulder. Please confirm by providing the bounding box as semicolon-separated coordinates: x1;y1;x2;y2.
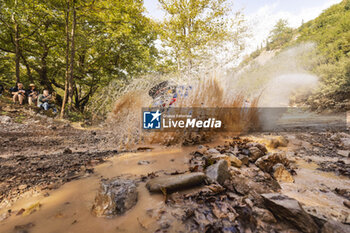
92;178;138;217
261;193;318;233
206;160;230;185
255;153;289;173
272;163;294;183
146;172;206;193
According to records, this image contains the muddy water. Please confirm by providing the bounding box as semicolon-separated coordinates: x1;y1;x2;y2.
0;146;194;233
281;158;350;221
1;138;350;232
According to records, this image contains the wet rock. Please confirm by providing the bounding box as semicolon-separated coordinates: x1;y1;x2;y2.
340;138;350;149
255;153;289;173
0;211;10;222
238;154;249;166
212;154;242;168
137;160;150;165
261;193;318;233
146;172;206;193
343;200;350;209
92;178;138;217
206;160;230;185
247;142;268;154
321;220;350;233
248;146;264;162
252;207;276;223
207;148;220;154
268;136;289;148
272;163;294;183
63;147;72;154
18;184;28;190
228;155;242;168
14;222;35;233
192;145;207;155
337;150;349;157
23;202;41;216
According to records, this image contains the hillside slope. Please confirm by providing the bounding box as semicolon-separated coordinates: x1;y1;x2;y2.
240;0;350;111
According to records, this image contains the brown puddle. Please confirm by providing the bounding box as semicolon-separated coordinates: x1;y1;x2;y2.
280;158;350;221
0;146;194;233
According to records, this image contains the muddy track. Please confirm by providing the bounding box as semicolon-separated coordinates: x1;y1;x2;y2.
0;102;123;206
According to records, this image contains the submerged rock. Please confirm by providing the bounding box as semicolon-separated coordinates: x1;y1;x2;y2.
146;172;206;192
272;163;294;183
92;178;138;217
261;193;318;233
205;160;230;185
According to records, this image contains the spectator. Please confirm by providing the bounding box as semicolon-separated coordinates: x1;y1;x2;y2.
0;84;4;96
11;82;26;104
27;83;38;106
37;90;57;113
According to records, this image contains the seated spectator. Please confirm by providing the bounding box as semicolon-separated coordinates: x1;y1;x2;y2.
27;84;38;106
11;82;26;104
37;90;57;113
0;84;4;96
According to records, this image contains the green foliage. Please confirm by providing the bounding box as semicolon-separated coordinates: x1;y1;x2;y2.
295;0;350;110
0;0;158;113
158;0;246;72
240;0;350;110
267;19;294;50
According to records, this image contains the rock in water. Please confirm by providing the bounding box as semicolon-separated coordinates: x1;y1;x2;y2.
146;172;206;192
268;136;289;148
206;160;230;185
255;153;289;173
261;193;318;233
273;163;294;183
92;178;138;217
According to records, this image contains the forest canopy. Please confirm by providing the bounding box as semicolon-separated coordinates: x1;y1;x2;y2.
0;0;245;118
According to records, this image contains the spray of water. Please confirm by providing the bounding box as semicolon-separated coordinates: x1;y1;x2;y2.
106;43;320;148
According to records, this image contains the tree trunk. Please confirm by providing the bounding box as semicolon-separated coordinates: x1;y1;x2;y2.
38;45;53;92
20;53;33;82
67;0;76;111
60;0;70;118
13;0;20;83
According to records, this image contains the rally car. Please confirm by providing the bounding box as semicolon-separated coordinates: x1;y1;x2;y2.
148;81;192;111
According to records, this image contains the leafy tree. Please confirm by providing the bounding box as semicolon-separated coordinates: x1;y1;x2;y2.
267;19;293;50
158;0;246;72
0;0;159;116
